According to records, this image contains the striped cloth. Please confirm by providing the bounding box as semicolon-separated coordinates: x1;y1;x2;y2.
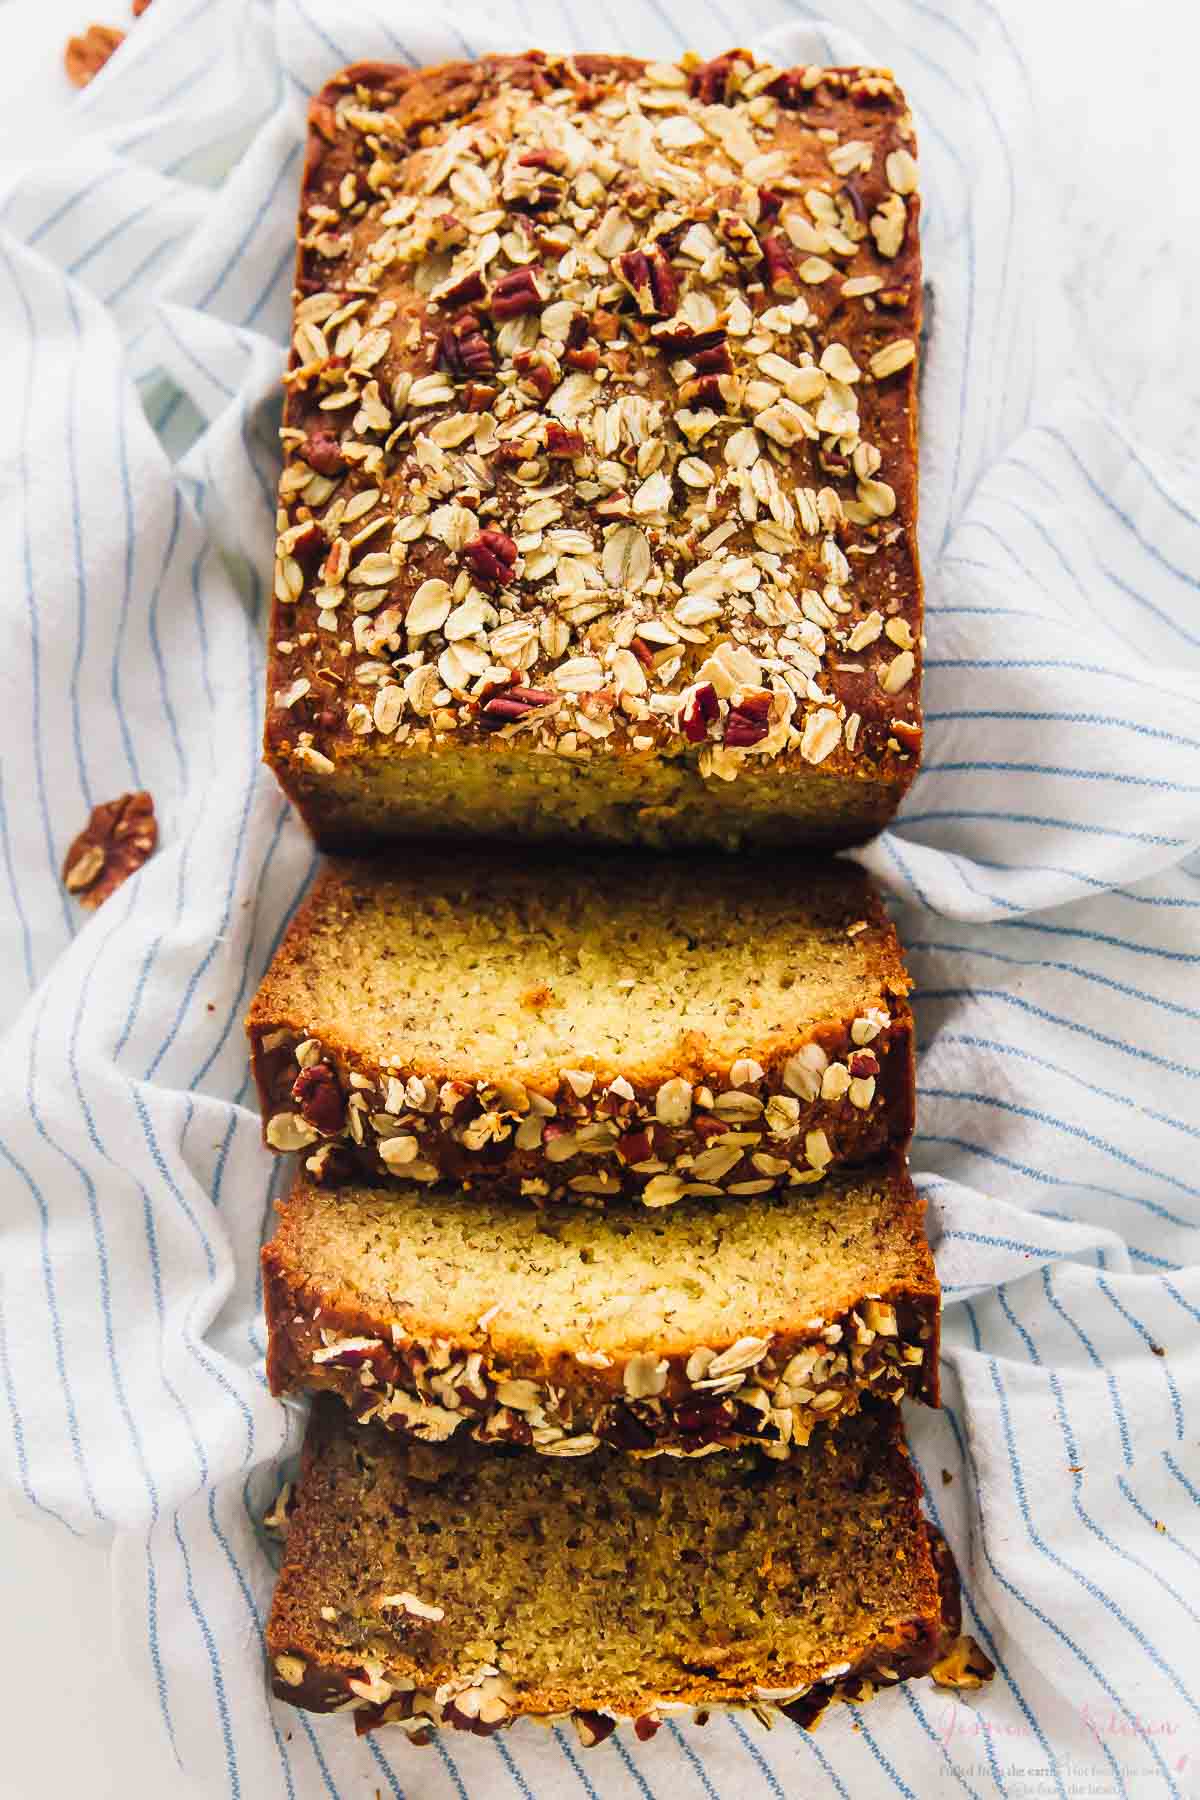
1;0;1198;1794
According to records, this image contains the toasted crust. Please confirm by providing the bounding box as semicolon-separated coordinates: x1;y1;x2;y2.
247;847;915;1203
266;1400;951;1733
265;50;922;853
262;1159;939;1457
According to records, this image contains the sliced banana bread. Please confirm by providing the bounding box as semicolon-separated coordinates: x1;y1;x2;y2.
247;849;914;1204
266;1399;956;1742
262;1159;937;1457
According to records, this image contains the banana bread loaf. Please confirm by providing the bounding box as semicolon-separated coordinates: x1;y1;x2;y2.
247;849;915;1203
266;1398;956;1741
262;1158;937;1457
265;49;922;853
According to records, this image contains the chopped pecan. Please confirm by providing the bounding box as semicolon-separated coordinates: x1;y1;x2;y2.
840;178;869;224
438;309;494;378
634;1716;662;1743
435;268;486;308
573;1711;618;1750
513;348;558;400
616;1129;654;1165
679;373;731;410
693;1114;729;1141
290;1062;346;1135
546;424;585;457
62;791;157;909
591;308;621;341
463;528;518;587
614;246;677;317
848;1050;880;1078
767;66;818;109
931;1635;997;1691
488;268;544;319
651;323;727;356
757;187;784;224
564;344;599;372
308;97;337;143
479;688;556;729
723;692;772;747
518;147;566;172
678;681;719;743
692;341;732;374
630;636;656;671
718;211;762;264
689;51;740;103
302;430;345;477
64;23;124;87
762;233;801;295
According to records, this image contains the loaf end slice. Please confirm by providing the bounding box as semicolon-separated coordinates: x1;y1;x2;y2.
266;1400;955;1742
247;849;915;1204
262;1157;938;1457
265;51;922;854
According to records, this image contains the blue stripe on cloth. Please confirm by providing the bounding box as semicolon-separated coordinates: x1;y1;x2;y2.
142;1532;182;1764
725;1715;787;1798
2;238;75;940
1094;1279;1184;1440
663;1721;722;1800
0;1286;81;1534
997;1292;1200;1708
984;1358;1181;1795
172;1511;241;1798
940;1402;1068;1798
1038;1268;1133;1467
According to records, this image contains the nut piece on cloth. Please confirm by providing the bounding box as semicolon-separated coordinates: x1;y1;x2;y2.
62;791;157;908
930;1635;997;1691
63;23;125;87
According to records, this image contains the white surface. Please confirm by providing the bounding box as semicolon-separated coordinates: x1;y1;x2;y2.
0;0;1198;1797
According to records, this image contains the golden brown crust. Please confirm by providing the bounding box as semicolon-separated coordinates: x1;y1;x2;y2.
264;50;923;853
246;848;916;1204
261;1162;939;1456
266;1399;949;1732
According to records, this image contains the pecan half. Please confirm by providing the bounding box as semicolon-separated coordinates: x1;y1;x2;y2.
488;268;544;319
463;528;518;587
64;23;124;87
62;791;157;909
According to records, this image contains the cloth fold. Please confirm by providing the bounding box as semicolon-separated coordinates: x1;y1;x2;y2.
1;1;1197;1793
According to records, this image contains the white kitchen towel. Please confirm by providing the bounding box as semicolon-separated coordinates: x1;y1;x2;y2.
1;0;1199;1795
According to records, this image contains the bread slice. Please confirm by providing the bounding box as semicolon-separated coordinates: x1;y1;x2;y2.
266;1399;956;1742
264;53;923;856
247;849;914;1204
262;1159;937;1457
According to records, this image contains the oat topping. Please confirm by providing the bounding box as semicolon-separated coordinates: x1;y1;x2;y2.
261;1006;902;1206
302;1291;931;1459
268;49;922;792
